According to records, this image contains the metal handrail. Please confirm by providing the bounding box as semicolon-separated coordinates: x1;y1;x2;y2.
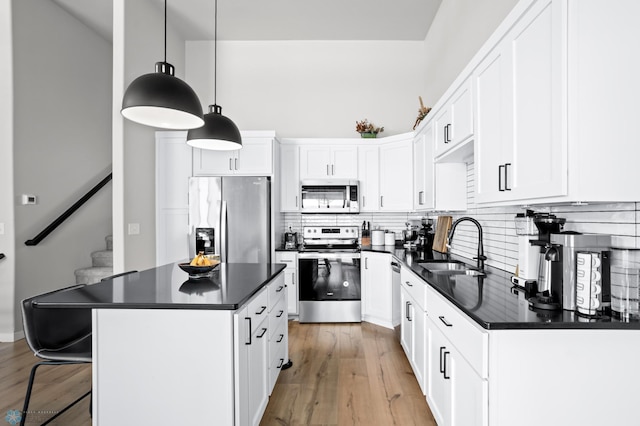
25;172;112;246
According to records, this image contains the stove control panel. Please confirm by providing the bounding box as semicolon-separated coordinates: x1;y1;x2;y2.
303;226;359;239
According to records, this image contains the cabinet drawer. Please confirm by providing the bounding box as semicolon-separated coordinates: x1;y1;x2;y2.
427;287;488;378
268;273;286;309
269;296;287;340
400;266;426;309
275;252;297;265
247;287;269;331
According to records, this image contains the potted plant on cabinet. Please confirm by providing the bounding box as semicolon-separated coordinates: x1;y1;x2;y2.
356;119;384;138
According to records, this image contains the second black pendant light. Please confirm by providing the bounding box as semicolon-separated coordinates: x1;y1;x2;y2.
187;0;242;150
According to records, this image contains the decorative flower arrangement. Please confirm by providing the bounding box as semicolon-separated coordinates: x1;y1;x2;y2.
355;119;384;138
413;96;432;130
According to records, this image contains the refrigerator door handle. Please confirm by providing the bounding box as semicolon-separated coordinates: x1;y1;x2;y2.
221;200;228;262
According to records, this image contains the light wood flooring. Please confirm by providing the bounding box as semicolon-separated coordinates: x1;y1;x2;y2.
0;321;435;426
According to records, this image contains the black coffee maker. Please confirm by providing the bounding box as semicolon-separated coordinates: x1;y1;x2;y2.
416;218;434;252
528;214;565;310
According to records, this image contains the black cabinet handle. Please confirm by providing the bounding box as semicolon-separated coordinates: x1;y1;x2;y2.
256;306;267;315
406;280;413;287
498;164;505;191
277;334;284;343
439;316;453;327
278;358;285;369
245;317;252;345
439;346;446;373
504;163;512;191
276;285;284;293
405;301;410;320
277;310;284;318
257;327;268;338
407;301;412;321
444;124;452;143
443;351;451;379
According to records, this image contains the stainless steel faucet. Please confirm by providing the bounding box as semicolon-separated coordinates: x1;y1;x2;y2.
446;217;487;271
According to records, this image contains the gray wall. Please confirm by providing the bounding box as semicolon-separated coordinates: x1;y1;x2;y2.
8;0;112;337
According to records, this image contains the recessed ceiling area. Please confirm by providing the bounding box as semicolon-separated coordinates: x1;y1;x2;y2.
52;0;442;43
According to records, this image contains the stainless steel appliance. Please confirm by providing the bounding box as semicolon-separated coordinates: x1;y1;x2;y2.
528;214;565;310
298;226;361;323
284;228;298;250
188;176;271;263
300;180;359;214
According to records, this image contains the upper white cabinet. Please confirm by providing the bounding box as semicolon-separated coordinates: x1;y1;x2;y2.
434;78;474;159
379;135;413;211
413;122;434;211
278;143;300;212
299;144;358;179
475;0;566;204
357;145;381;212
193;134;274;176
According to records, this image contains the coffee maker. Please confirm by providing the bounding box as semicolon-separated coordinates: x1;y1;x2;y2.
527;214;565;310
416;218;434;251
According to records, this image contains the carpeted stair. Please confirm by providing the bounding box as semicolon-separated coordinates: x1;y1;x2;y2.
74;235;113;284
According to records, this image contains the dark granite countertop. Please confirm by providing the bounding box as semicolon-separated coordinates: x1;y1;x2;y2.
362;245;640;330
33;262;286;310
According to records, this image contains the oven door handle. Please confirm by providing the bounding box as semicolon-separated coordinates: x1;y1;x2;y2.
298;252;361;260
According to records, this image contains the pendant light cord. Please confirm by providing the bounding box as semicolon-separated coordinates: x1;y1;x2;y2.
214;0;218;105
164;0;167;63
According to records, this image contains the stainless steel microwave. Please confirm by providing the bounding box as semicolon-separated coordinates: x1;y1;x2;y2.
300;180;359;214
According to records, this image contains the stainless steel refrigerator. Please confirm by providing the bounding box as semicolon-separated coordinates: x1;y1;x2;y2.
188;176;271;263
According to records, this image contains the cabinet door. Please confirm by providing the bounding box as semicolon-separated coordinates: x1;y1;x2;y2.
400;287;412;358
427;318;452;426
508;0;566;200
413;122;435;211
193;148;236;176
299;146;332;179
284;268;298;315
236;139;273;175
433;106;452;157
474;42;513;203
362;252;392;327
413;307;427;394
379;139;413;211
248;318;269;426
450;347;488;426
450;79;473;146
234;306;250;426
279;144;300;211
330;146;358;179
357;145;380;212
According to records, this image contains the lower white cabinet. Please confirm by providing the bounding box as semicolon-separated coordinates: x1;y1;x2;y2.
275;251;298;315
362;252;399;328
267;273;288;394
399;265;427;394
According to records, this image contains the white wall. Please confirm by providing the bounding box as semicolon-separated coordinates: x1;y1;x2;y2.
421;0;519;106
186;40;425;138
0;1;16;341
10;0;113;338
113;0;189;273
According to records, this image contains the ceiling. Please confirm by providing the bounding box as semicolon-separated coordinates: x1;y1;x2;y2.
52;0;442;43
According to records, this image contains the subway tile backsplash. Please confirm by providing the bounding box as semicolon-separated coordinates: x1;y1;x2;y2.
282;162;639;274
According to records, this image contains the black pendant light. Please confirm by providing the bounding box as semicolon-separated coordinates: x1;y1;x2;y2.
186;0;242;150
121;0;204;130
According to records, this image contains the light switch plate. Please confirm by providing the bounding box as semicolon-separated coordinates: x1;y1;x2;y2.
128;223;140;235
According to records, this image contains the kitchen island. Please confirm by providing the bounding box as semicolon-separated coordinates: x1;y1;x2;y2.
34;262;287;426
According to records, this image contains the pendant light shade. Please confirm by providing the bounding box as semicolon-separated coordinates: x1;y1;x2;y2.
185;0;242;150
120;0;204;130
122;62;204;129
187;105;242;150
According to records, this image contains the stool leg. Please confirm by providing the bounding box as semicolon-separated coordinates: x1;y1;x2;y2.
20;362;43;426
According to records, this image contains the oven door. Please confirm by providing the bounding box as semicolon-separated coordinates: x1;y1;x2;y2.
298;252;362;322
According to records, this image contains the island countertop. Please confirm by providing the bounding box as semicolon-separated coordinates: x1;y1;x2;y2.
33;262;286;310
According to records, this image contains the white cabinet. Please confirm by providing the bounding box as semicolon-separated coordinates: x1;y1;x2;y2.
379;136;413;211
299;144;358;179
399;265;427;394
275;251;298;315
156;131;191;265
267;273;288;394
434;78;473;159
194;136;274;176
413;122;434;211
475;0;567;204
357;145;380;212
278;143;300;211
361;252;398;328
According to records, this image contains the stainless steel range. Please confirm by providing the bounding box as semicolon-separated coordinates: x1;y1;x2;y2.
298;226;361;323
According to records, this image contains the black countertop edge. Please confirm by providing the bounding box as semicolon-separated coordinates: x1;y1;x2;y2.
361;246;640;331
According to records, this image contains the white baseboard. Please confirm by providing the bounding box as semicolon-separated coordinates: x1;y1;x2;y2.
0;330;24;342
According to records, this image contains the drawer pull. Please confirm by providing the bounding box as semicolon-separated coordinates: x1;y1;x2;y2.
407;301;412;321
439;316;453;327
277;334;284;343
405;280;413;287
443;350;451;379
257;327;268;338
256;306;267;315
439;346;446;373
276;285;284;293
277;310;284;318
278;358;285;369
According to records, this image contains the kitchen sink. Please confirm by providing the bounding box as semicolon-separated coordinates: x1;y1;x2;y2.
418;260;485;276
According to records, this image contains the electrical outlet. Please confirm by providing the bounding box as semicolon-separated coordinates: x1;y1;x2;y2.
128;223;140;235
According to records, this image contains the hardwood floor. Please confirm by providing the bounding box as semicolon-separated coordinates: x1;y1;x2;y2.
261;321;436;426
0;321;435;426
0;339;91;425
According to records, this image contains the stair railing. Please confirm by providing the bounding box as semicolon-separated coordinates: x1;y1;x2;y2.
25;171;112;246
